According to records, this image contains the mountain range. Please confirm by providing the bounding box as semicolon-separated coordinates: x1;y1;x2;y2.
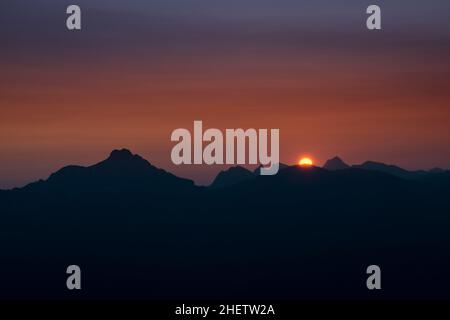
4;150;448;192
1;149;450;300
323;156;448;180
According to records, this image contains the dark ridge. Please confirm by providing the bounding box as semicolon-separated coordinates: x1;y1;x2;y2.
20;149;195;193
352;160;427;179
323;156;350;171
210;166;255;189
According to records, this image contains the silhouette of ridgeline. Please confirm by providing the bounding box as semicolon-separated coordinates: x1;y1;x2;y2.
323;156;349;170
4;150;449;192
1;149;450;299
322;156;450;185
21;149;194;193
210;166;255;189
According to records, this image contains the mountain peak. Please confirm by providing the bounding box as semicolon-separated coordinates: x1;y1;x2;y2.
323;156;349;171
210;166;255;189
108;149;134;161
23;148;194;192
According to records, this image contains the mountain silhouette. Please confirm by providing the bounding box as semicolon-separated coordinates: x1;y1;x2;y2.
210;166;255;189
323;156;350;170
352;161;427;179
2;149;450;300
232;164;410;196
211;163;292;188
429;167;446;174
22;148;194;193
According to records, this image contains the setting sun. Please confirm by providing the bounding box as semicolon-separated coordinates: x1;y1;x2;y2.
299;157;314;167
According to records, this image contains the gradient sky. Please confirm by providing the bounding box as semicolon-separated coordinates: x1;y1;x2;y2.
1;0;450;188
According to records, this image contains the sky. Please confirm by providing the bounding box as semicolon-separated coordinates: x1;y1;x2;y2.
1;0;450;188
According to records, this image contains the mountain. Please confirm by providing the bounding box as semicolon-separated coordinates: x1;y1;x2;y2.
429;167;446;174
2;149;450;299
352;161;427;179
234;164;409;195
210;166;255;189
21;148;195;193
323;156;350;170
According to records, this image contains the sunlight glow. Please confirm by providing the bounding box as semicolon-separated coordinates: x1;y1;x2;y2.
299;157;314;167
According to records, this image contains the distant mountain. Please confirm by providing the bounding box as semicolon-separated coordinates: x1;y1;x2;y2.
21;149;195;193
352;161;427;179
429;167;446;174
323;156;349;171
236;165;408;194
210;166;255;189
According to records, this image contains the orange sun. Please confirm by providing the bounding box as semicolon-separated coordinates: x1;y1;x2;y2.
299;157;314;167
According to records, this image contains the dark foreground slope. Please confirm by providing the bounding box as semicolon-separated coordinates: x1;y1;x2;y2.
1;152;450;299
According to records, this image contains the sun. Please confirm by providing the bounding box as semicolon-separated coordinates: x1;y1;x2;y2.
299;157;314;167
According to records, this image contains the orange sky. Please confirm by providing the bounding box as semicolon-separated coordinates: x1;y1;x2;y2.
1;1;450;188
